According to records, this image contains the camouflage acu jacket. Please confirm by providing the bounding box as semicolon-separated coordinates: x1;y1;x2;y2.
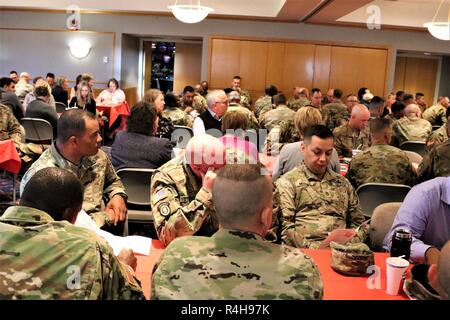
347;144;417;188
20;144;127;227
275;163;366;249
0;206;144;300
150;152;218;247
151;229;323;300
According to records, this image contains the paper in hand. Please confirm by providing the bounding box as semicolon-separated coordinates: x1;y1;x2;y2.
318;228;357;249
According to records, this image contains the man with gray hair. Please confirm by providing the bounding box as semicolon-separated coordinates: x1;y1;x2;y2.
15;72;33;101
150;134;226;246
393;104;432;146
192;90;228;136
151;163;323;300
227;90;259;130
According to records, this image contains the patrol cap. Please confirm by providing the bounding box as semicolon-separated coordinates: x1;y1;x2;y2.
330;241;375;276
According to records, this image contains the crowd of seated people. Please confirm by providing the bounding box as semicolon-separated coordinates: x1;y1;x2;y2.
1;69;450;300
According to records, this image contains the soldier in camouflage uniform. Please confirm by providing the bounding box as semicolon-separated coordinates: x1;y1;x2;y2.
193;84;207;114
0;103;23;145
426;108;450;148
422;97;449;126
393;104;432;146
231;75;252;110
162;92;194;128
0;167;144;300
347;118;416;189
254;85;278;120
20;109;127;230
275;125;367;249
417;139;450;183
287;87;310;112
151;163;323;300
150;135;226;246
226;91;259;130
333;104;371;158
259;93;296;132
322;89;349;131
0;103;46;164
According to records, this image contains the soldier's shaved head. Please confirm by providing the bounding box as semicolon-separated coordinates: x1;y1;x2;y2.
349;104;370;130
213;163;272;232
20;167;83;223
185;134;226;176
404;104;421;117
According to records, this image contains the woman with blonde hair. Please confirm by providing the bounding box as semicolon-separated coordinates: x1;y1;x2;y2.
272;106;340;180
143;89;174;140
68;80;96;115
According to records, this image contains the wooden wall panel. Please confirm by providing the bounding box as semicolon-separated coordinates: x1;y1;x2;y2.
210;39;240;89
282;43;315;97
394;56;407;93
356;48;388;97
239;41;268;92
313;45;331;91
404;57;438;106
173;43;202;94
265;42;286;92
329;46;358;97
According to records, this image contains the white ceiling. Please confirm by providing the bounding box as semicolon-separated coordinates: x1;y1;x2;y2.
1;0;286;17
338;0;450;28
1;0;448;29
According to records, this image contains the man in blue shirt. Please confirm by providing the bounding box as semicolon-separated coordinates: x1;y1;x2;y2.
383;177;450;264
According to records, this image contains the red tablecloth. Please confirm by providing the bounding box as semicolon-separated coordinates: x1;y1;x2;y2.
135;239;408;300
97;102;130;128
0;140;21;174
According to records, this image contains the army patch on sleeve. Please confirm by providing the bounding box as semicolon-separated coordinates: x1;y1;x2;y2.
153;189;169;203
158;203;172;217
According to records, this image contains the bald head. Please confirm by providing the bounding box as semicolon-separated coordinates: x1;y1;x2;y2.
404;104;421;117
349;104;370;130
186;134;226;176
213;163;272;231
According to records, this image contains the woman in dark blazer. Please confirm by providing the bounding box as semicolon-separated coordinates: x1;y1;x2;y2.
111;101;173;169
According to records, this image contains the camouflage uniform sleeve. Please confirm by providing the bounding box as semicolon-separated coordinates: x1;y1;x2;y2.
346;161;358;189
440;107;448;124
332;128;345;157
7;109;24;146
345;181;367;242
405;160;418;187
150;171;213;246
97;243;146;300
102;154;127;202
265;184;281;243
275;177;310;248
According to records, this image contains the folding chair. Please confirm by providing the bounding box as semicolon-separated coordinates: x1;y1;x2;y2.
55;102;67;113
356;183;411;218
172;125;193;148
20;118;54;144
369;202;401;251
116;168;155;236
399;141;427;158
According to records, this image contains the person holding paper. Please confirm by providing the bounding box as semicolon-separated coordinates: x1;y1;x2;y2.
150;134;226;246
0;167;144;300
20;109;128;234
275;125;367;249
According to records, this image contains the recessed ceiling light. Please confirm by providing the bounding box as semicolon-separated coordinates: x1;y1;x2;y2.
424;52;432;55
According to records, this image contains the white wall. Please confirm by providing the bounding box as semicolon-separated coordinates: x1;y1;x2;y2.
2;10;449;93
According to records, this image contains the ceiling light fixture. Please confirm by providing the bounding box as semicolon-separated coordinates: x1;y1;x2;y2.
168;0;213;24
424;0;450;41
